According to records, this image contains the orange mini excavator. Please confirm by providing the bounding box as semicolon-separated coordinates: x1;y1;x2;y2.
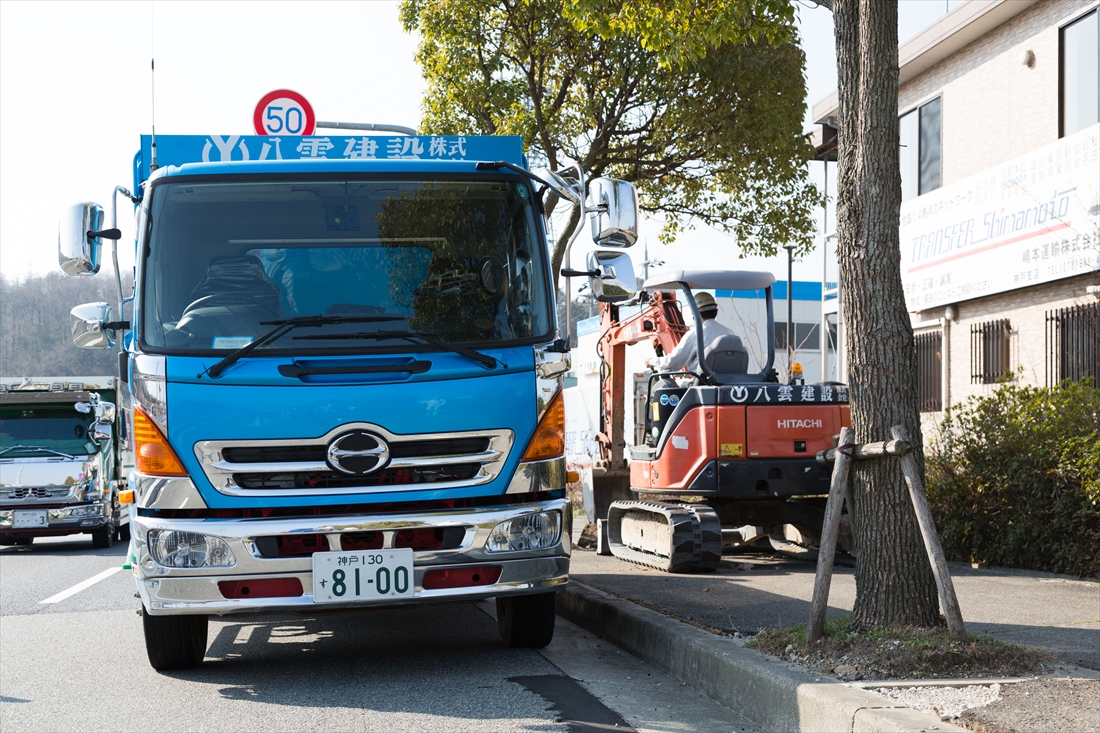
584;269;850;572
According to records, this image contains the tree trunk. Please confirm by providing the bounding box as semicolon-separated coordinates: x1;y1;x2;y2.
833;0;940;628
550;202;582;294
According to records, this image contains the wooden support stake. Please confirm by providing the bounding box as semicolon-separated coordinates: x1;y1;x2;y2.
891;424;968;642
807;426;855;644
815;438;910;464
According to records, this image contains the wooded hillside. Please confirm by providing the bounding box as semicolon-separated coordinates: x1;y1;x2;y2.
0;273;127;377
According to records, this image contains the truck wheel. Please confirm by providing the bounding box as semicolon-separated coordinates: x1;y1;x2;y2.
91;524;114;549
496;591;557;648
142;609;209;671
117;522;131;542
14;537;33;546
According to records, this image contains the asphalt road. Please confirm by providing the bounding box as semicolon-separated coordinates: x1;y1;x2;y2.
0;535;758;733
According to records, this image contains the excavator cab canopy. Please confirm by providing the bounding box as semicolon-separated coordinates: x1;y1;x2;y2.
641;269;776;383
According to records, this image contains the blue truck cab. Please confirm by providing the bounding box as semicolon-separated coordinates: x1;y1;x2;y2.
57;132;639;670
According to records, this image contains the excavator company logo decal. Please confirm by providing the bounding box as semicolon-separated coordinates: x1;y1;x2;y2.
777;419;823;429
326;430;391;475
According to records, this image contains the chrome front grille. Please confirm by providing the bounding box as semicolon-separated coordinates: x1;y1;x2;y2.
1;487;73;500
195;423;514;497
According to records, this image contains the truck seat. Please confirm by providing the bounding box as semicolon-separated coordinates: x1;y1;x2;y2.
704;334;749;383
187;255;283;317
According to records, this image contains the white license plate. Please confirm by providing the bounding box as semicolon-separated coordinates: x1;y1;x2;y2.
13;510;47;529
312;549;414;603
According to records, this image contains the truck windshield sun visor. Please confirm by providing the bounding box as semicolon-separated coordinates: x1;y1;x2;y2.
141;178;553;357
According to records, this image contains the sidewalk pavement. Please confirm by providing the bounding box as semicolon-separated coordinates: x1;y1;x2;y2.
559;528;1100;732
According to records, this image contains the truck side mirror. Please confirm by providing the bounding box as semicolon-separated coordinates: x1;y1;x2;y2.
92;421;113;444
587;178;638;248
70;302;114;349
59;202;106;276
95;400;117;425
587;250;637;303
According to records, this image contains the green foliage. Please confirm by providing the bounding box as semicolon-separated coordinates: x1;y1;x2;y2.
400;0;820;259
565;0;798;68
926;380;1100;578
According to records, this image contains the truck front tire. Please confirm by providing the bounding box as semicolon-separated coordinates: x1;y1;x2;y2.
496;591;557;648
143;609;209;671
91;523;114;549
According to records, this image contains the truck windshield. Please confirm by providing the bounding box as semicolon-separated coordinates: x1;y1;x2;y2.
0;407;97;457
141;178;552;353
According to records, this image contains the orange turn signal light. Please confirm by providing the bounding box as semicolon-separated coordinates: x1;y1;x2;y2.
522;391;565;462
567;470;580;484
133;408;188;476
118;490;135;505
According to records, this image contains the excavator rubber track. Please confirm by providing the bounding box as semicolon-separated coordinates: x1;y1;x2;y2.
605;500;722;573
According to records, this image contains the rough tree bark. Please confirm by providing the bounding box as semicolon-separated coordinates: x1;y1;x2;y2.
833;0;940;628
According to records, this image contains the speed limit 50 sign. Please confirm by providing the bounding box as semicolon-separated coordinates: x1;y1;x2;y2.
253;89;316;136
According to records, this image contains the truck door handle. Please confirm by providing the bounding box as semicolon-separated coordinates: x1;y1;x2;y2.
278;361;431;378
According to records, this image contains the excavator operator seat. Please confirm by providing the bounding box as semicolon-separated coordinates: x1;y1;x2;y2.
704;334;749;383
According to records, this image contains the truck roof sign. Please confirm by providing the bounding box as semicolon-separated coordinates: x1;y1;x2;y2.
136;134;525;189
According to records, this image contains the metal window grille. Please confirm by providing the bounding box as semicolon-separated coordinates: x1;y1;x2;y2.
1046;302;1100;387
915;331;942;411
970;319;1012;384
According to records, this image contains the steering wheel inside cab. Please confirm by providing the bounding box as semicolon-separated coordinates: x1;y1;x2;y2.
166;293;281;347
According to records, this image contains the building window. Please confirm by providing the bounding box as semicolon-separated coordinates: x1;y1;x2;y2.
900;97;942;202
1061;9;1099;138
774;322;826;351
1046;303;1100;386
971;319;1012;384
915;331;942;411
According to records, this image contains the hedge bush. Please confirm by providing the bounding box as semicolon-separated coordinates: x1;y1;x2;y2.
926;379;1100;578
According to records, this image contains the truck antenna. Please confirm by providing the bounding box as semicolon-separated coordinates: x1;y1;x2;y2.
149;6;157;172
150;57;158;172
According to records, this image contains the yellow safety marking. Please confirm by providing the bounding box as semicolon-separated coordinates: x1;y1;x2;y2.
652;402;660;421
720;443;743;457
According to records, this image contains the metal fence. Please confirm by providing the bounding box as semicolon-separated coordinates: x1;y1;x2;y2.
970;319;1011;384
915;331;942;411
1046;302;1100;387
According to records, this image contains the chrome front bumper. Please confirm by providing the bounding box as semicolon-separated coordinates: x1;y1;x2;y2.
0;502;110;535
132;497;571;616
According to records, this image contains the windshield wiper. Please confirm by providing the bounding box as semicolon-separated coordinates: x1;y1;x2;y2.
0;445;76;460
294;330;502;370
201;313;406;379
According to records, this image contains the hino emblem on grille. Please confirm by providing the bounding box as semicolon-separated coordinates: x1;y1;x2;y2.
326;430;390;475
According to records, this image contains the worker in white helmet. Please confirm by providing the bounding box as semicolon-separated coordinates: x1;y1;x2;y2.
646;291;736;373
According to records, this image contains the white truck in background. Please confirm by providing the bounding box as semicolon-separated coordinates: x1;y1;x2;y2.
0;377;131;548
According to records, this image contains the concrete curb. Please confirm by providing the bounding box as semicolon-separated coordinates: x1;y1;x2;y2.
558;581;967;733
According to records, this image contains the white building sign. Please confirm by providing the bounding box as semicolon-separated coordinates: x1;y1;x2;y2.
901;123;1100;311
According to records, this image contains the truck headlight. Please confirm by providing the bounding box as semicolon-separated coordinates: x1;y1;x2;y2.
148;530;235;568
65;505;104;517
486;511;562;552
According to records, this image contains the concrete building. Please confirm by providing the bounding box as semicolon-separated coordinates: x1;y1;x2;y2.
812;0;1100;422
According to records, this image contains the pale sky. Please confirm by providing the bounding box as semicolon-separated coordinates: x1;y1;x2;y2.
0;0;964;286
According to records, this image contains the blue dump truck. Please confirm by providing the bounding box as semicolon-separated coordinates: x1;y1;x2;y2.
57;132;639;670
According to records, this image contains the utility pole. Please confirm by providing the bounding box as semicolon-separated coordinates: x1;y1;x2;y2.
784;243;795;375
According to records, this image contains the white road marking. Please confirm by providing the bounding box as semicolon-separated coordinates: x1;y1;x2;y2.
40;566;123;604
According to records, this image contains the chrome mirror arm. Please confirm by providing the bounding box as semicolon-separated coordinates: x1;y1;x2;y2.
110;185;137;322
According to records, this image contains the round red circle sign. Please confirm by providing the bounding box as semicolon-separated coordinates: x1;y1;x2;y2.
253;90;316;136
